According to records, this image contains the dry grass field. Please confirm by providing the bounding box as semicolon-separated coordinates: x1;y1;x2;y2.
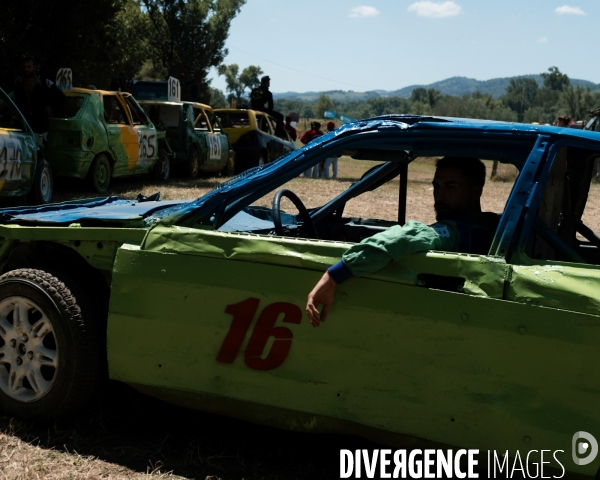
53;156;520;228
1;154;599;479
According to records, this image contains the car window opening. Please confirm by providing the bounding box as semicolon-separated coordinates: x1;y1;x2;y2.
216;154;516;259
526;145;600;265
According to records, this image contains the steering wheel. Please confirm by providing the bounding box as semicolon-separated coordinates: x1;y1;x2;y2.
272;189;318;238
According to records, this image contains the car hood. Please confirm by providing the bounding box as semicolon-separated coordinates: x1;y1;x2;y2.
0;196;184;227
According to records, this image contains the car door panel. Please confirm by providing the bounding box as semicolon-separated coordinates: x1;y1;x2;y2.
107;226;600;476
0;130;35;195
103;94;138;176
122;95;157;173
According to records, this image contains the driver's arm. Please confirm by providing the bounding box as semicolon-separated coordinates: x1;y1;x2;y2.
306;220;460;326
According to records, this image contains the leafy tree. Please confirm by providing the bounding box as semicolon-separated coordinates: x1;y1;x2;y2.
433;93;517;122
501;78;539;121
427;88;441;108
410;101;432;116
217;63;263;101
300;103;315;119
0;0;142;90
541;66;570;92
410;88;429;104
208;87;228;108
558;85;600;120
313;94;335;118
141;0;246;101
410;88;440;108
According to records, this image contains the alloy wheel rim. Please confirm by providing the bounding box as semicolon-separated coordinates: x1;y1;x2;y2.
0;296;58;402
161;157;170;179
40;167;52;203
97;163;108;187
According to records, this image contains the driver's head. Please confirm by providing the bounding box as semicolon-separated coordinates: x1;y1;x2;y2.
21;57;36;77
432;157;485;221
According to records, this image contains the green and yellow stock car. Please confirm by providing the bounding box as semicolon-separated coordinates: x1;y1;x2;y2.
0;88;53;204
2;116;600;476
138;100;234;178
45;88;170;193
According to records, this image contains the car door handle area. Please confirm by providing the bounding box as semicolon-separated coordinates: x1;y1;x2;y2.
416;273;465;293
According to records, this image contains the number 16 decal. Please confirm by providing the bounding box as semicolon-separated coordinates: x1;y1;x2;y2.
216;298;302;371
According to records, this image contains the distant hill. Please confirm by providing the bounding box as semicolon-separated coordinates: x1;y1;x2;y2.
273;75;600;102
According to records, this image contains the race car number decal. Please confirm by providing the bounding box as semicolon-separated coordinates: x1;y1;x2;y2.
207;134;221;160
137;130;157;164
0;137;23;181
217;298;302;370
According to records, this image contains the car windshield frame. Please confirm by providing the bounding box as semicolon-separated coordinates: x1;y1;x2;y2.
146;118;549;230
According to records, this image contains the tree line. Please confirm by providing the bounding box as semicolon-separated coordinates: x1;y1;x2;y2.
0;0;246;105
274;67;600;125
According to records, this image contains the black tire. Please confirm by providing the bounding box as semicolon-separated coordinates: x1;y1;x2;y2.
0;269;105;420
221;149;236;177
151;149;170;182
27;159;53;205
87;153;111;193
185;146;201;178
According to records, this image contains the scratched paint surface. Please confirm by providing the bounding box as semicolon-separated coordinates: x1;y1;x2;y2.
0;88;39;198
106;225;600;476
3;116;600;476
45;88;161;180
138;100;230;173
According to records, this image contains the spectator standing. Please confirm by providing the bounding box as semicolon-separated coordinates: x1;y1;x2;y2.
283;115;297;141
250;76;285;137
13;56;66;139
301;122;324;178
556;115;574;127
322;122;338;179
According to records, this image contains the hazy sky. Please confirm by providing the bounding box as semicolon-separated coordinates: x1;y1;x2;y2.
207;0;599;94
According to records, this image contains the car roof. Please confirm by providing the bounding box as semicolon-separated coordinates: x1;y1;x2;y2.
138;100;213;111
66;88;134;97
215;108;272;117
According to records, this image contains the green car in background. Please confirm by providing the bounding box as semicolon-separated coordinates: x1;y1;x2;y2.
0;88;53;204
45;88;171;193
138;100;234;178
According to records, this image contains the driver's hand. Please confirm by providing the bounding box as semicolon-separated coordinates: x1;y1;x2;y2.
306;271;337;327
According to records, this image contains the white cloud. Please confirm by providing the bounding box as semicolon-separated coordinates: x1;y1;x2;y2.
407;1;461;18
555;5;586;15
349;6;380;18
538;37;548;43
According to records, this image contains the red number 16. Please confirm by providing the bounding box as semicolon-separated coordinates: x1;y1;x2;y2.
216;298;302;371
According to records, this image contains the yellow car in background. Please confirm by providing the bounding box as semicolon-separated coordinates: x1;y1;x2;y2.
215;109;296;173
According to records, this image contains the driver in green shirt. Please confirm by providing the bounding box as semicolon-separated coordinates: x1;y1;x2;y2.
305;156;500;327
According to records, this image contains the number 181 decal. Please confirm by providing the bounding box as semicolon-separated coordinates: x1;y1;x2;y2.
217;298;302;371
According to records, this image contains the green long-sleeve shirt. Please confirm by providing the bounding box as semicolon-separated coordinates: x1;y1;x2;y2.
327;213;499;283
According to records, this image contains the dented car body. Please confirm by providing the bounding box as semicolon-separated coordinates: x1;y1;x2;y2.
138;100;233;177
215;108;296;172
45;88;170;193
1;117;600;476
0;88;53;204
